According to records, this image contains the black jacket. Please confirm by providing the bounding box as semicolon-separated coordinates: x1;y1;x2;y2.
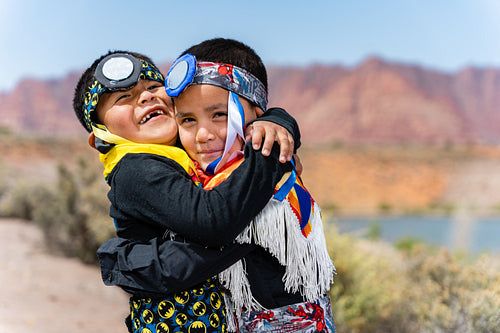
98;108;303;306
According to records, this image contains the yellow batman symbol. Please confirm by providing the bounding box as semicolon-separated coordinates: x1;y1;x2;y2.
188;321;207;333
133;317;140;330
209;313;220;328
210;292;222;309
192;301;206;316
175;312;188;326
144;298;152;304
158;300;175;319
141;328;152;333
155;322;170;333
174;291;190;304
133;299;142;309
142;309;154;324
193;288;204;296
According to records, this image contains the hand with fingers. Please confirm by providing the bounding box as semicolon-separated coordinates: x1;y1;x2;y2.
245;121;295;163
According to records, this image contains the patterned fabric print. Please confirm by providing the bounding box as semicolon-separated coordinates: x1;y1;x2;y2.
83;59;164;132
284;177;315;238
83;80;106;131
129;278;228;333
238;295;336;333
192;62;268;111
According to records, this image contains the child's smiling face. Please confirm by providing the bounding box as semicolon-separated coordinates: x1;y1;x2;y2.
96;79;178;145
174;84;259;170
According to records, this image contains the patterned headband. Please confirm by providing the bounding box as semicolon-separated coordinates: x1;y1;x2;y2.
166;53;268;111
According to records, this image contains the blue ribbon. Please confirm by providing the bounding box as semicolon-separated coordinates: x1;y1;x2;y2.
273;159;297;201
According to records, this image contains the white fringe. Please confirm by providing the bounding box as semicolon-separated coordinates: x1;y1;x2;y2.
218;199;336;332
218;259;266;332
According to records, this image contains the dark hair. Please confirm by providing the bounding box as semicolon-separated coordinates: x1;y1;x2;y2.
72;50;157;132
180;38;268;92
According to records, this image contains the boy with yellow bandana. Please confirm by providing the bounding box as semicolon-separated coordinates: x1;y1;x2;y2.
73;50;300;332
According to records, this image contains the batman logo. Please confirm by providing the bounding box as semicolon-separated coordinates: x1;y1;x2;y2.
192;288;204;296
142;309;154;324
209;313;220;328
144;298;152;304
175;312;188;326
221;323;228;333
210;292;222;309
188;320;207;333
140;328;152;333
158;300;175;319
192;301;206;316
133;299;142;309
155;322;170;333
174;291;190;304
133;317;141;330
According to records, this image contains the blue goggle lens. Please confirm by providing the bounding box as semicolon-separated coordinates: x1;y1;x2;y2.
165;53;197;97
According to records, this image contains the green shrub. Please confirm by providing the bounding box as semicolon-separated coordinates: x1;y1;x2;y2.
326;225;500;332
378;202;392;214
328;227;416;332
405;249;500;332
0;157;113;264
367;220;381;240
0;180;49;220
394;236;425;253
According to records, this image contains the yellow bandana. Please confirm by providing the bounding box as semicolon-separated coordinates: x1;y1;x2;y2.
99;142;198;182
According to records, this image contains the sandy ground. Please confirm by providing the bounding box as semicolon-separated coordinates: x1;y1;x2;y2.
0;218;130;332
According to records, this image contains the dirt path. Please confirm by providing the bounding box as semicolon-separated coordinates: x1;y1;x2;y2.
0;219;130;332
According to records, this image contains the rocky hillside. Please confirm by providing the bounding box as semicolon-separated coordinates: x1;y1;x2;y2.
268;58;500;145
1;57;499;145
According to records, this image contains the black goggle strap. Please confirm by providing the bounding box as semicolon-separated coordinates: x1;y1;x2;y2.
91;123;132;154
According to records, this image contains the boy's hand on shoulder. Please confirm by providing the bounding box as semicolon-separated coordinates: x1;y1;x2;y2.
246;121;294;163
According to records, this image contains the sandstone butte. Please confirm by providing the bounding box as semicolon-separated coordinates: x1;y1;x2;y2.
1;56;500;215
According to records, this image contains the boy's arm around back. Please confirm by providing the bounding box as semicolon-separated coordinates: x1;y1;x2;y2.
97;236;254;297
109;142;293;248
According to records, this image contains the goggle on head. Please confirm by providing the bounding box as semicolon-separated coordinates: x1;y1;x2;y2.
82;53;164;136
165;53;268;174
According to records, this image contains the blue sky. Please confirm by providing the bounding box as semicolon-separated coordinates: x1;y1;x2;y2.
0;0;499;92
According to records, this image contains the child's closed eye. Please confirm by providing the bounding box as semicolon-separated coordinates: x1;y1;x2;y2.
147;83;163;91
114;93;131;103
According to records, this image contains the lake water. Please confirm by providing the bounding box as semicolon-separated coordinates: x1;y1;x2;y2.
331;215;500;255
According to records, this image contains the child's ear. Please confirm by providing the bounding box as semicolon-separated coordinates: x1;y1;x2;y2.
88;132;98;150
255;107;264;117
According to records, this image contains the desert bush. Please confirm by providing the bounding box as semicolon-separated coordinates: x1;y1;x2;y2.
326;225;500;332
328;227;418;332
404;248;500;332
0;180;49;220
0;156;113;263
